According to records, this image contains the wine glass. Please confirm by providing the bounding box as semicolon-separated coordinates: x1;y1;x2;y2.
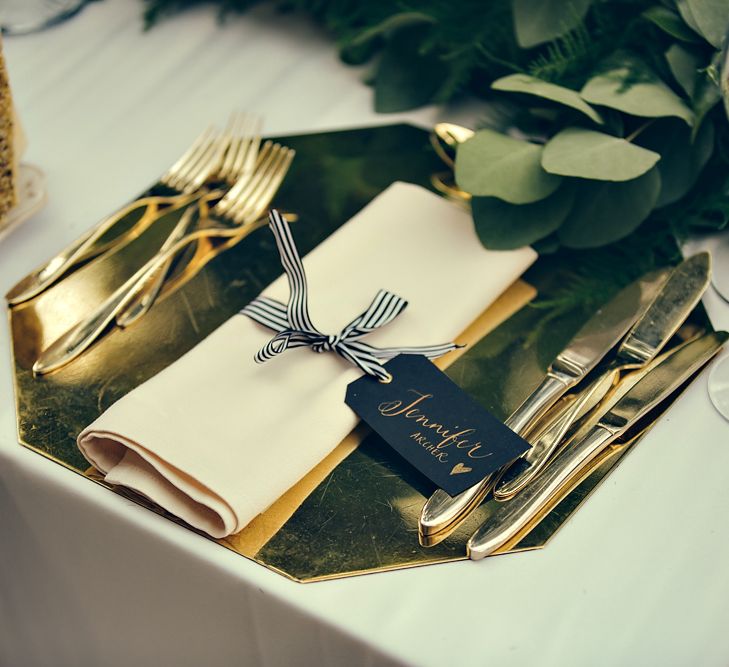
709;355;729;420
707;26;729;421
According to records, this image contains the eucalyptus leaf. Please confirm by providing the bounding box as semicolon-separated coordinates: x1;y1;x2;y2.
455;129;562;204
642;6;701;42
542;127;660;181
677;0;703;35
665;44;698;97
686;0;729;48
580;66;695;125
558;168;661;248
374;26;449;112
492;73;604;123
471;185;575;249
638;118;714;207
512;0;592;48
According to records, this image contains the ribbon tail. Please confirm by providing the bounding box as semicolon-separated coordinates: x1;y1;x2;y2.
267;210;320;335
241;296;290;332
340;289;408;340
349;340;464;361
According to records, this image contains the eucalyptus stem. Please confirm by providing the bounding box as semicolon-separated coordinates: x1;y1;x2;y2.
625;119;656;143
474;43;521;73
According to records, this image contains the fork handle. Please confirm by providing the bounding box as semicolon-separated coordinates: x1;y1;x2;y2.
116;189;225;328
6;191;196;305
115;206;200;328
467;427;614;560
33;247;186;375
33;219;269;376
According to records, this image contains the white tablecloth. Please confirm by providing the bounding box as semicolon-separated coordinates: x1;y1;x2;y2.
2;2;729;665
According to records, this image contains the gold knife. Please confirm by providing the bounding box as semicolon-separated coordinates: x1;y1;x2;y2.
493;252;712;501
468;330;728;560
418;266;672;540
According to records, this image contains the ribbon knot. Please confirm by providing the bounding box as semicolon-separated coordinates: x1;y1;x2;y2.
313;333;341;353
241;210;461;382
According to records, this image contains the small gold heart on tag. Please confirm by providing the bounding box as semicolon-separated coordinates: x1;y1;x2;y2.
450;462;473;476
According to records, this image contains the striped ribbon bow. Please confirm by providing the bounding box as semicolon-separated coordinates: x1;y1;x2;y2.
240;209;461;382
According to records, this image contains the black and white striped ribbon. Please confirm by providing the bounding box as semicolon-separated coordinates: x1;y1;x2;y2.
240;209;461;382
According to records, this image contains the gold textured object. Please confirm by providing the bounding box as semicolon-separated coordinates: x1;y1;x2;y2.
0;38;45;243
429;122;474;169
7;124;710;582
0;37;17;224
429;123;474;203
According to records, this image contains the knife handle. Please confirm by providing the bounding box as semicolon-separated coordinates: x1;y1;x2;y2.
419;474;497;540
505;371;573;434
467;425;615;560
418;371;571;539
493;368;620;501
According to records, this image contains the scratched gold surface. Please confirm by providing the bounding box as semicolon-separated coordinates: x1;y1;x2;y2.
7;124;709;582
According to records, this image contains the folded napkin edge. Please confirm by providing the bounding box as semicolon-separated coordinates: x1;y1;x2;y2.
78;428;239;535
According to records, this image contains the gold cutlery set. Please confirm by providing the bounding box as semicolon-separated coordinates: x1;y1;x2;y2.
6;112;295;375
418;253;727;560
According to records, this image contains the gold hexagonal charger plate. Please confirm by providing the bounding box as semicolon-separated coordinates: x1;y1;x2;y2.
7;124;707;581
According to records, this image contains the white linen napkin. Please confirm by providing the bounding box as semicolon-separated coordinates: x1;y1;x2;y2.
78;182;536;538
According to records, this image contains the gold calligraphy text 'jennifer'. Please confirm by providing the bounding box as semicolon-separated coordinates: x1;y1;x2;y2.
377;390;490;461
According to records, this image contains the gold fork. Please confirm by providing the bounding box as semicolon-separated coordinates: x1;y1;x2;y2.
5;123;233;305
116;112;263;327
33;142;295;376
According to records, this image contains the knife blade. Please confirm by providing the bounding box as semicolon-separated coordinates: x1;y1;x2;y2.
468;330;728;560
418;266;673;540
493;252;712;501
617;252;711;366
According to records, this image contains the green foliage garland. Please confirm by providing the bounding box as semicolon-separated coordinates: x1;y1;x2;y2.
143;0;729;308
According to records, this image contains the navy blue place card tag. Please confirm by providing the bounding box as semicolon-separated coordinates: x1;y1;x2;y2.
345;354;531;496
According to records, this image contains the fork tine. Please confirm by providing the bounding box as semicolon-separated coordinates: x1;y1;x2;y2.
218;112;246;180
230;148;293;223
239;149;294;223
219;112;262;183
216;140;276;215
231;143;281;204
170;128;225;193
183;133;228;193
230;115;262;181
225;147;285;220
161;125;217;186
166;133;214;190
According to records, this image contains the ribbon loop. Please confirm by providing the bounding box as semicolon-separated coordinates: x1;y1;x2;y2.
241;209;461;381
